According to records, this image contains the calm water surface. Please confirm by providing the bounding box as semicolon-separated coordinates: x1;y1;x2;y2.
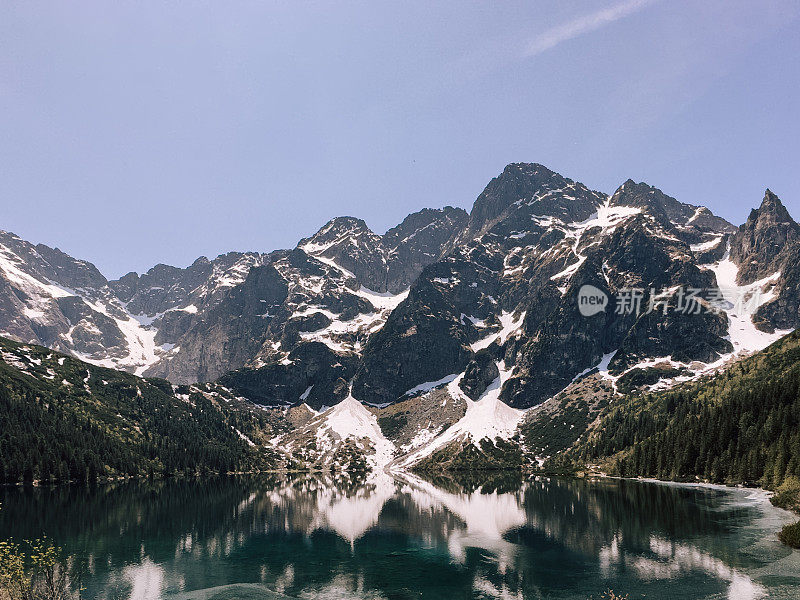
0;473;798;600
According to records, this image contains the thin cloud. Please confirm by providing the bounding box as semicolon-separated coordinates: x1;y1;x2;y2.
524;0;658;57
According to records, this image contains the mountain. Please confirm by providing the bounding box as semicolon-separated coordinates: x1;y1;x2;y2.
142;206;466;386
1;162;798;477
0;229;166;374
352;169;741;409
729;190;800;332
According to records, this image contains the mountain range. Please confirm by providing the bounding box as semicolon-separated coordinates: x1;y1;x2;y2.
1;162;798;477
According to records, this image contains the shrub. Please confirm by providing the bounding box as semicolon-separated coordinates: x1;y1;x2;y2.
0;538;76;600
771;476;800;511
778;521;800;549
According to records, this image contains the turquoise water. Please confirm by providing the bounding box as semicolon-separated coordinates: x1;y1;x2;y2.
0;473;798;599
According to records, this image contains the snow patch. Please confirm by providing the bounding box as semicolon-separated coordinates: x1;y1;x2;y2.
471;311;526;351
316;395;396;471
399;363;523;467
706;248;792;355
404;373;459;397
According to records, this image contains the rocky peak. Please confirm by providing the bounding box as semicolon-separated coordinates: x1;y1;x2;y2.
460;163;581;241
298;216;388;290
381;207;469;291
610;180;733;234
299;209;470;294
33;244;109;291
749;189;796;228
609;180;672;222
731;189;799;284
382;207;468;251
299;217;379;250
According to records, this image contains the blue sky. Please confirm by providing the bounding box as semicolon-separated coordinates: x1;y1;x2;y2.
1;1;798;278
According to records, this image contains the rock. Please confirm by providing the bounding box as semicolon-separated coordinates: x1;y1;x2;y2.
459;351;500;400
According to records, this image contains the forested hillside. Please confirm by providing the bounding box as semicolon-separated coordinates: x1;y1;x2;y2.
558;331;800;489
0;337;284;484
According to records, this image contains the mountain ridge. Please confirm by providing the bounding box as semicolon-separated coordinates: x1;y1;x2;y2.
1;163;797;422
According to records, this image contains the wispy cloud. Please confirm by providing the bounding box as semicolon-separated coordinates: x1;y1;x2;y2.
524;0;658;57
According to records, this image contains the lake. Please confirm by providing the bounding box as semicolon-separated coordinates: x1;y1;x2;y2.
0;473;798;600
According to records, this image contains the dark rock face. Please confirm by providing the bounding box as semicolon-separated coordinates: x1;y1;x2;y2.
726;189;800;333
298;217;390;291
382;207;469;291
145;264;289;383
610;180;734;231
110;257;213;313
109;251;279;319
608;180;735;247
754;245;800;331
499;184;735;408
34;244;108;290
219;342;356;410
454;163;602;245
730;190;800;284
459;351;500;400
349;172;739;409
351;275;473;405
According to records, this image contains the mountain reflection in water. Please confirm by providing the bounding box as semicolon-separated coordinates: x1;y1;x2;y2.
0;473;797;600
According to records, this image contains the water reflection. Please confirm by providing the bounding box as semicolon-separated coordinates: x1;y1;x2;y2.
0;474;796;600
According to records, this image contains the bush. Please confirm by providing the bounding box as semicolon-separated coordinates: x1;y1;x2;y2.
771;476;800;511
0;538;76;600
778;521;800;548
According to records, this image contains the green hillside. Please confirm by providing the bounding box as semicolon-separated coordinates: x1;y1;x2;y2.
0;337;286;484
554;331;800;490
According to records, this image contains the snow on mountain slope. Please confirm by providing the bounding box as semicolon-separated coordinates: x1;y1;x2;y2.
0;240;75;326
319;395;396;469
397;362;523;468
705;247;793;355
293;282;410;355
78;300;164;375
2;163;795;439
279;393;397;471
471;310;526;351
0;233;174;374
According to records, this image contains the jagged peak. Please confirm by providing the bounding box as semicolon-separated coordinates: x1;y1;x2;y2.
608;179;734;232
297;216;381;257
0;229;24;241
502;161;559;176
323;215;372;231
748;189;795;226
611;178;659;199
415;205;468;217
608;179;672;219
383;206;468;243
493;162;580;191
460;162;596;239
303;216;375;243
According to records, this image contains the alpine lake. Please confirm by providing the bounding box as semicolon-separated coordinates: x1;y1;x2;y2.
1;473;798;600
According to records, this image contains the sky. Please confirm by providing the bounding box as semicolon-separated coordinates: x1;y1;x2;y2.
1;1;798;278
